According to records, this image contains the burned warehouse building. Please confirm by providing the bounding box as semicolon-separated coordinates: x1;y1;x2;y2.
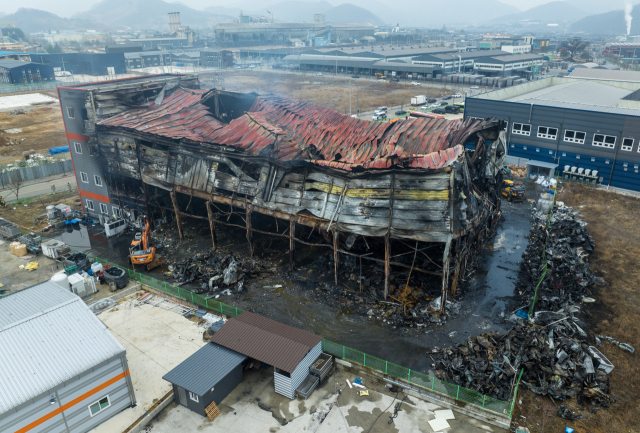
57;74;507;310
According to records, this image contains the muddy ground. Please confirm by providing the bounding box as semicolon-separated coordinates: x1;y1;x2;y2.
201;70;464;114
0;190;81;231
0;91;66;165
512;183;640;433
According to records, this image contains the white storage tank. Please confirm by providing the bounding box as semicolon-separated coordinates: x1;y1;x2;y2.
91;262;103;274
46;205;56;220
51;273;69;291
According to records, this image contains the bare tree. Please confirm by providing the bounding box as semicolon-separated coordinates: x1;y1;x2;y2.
560;37;589;62
4;171;23;203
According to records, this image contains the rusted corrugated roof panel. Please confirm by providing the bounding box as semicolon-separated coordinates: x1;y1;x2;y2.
210;311;322;373
99;90;489;170
98;88;224;142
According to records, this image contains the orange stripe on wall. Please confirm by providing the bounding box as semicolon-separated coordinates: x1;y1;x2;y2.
79;190;111;204
14;370;130;433
66;132;91;142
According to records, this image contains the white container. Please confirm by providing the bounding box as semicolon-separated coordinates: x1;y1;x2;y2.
68;273;86;295
51;273;69;290
91;262;103;274
46;205;56;220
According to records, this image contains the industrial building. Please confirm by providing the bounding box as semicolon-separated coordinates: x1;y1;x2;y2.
473;53;545;77
0;281;136;433
200;49;233;68
126;37;189;50
30;53;126;76
465;75;640;191
411;49;507;73
0;59;55;84
57;73;506;307
124;51;172;69
105;43;144;54
214;22;375;46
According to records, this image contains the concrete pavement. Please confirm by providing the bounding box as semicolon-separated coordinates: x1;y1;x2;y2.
0;174;77;202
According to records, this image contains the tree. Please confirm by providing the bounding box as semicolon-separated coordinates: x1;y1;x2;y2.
560;37;589;61
4;171;23;203
45;43;63;54
1;27;25;40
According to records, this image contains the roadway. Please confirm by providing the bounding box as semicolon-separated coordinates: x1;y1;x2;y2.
0;174;77;202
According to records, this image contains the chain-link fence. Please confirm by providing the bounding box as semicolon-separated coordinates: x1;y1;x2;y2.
322;339;513;416
91;256;244;318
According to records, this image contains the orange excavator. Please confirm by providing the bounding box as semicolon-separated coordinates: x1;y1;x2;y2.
129;220;158;267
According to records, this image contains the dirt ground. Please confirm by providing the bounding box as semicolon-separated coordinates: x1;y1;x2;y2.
206;70;463;114
0;92;66;165
512;183;640;433
0;191;81;231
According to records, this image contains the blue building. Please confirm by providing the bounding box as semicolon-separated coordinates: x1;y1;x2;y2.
465;70;640;191
29;53;126;76
0;59;55;84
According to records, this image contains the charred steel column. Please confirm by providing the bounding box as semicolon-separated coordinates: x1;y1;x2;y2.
206;200;217;250
440;237;452;315
384;172;395;300
170;190;184;240
290;216;296;271
246;198;254;257
333;227;339;285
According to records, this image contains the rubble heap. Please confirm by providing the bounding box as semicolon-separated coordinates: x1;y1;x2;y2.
517;205;597;313
166;250;270;293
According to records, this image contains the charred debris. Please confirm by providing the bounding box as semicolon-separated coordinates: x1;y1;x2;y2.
65;74;508;318
428;203;634;409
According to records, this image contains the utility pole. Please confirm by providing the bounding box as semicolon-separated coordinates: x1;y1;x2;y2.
349;80;352;114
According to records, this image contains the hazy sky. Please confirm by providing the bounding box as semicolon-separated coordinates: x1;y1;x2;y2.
0;0;629;18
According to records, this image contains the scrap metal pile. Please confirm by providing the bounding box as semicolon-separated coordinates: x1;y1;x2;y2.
165;250;271;293
427;204;628;407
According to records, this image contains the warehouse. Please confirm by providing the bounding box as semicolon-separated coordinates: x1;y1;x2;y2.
411;49;506;73
465;76;640;191
210;312;323;399
201;49;233;68
0;59;55;84
473;53;545;77
214;22;375;45
0;281;136;433
124;51;172;69
30;53;126;76
163;343;247;417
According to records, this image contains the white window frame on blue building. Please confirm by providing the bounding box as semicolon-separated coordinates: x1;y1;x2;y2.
564;130;586;144
592;134;616;149
512;123;531;136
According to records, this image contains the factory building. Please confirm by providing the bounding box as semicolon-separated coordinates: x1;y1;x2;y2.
127;38;189;50
465;73;640;191
214;22;375;46
0;59;55;84
412;49;506;73
201;49;234;68
30;53;126;76
124;51;172;69
473;53;545;77
0;281;136;433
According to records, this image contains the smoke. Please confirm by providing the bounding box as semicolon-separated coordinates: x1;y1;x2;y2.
625;3;633;35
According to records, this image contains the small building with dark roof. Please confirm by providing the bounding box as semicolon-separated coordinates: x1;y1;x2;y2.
162;342;246;417
0;59;55;84
210;312;324;399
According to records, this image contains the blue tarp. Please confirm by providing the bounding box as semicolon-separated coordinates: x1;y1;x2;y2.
49;146;69;155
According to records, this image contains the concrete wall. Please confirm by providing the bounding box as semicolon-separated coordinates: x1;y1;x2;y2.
0;160;72;185
0;354;135;433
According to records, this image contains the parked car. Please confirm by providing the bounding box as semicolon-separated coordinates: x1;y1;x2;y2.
395;110;407;115
411;81;421;86
432;107;446;114
375;110;387;116
442;95;452;100
376;106;388;111
378;79;386;82
430;103;440;108
440;102;449;106
390;78;399;82
372;113;387;120
249;64;256;68
444;105;460;114
453;93;462;98
470;85;479;89
351;75;360;78
316;72;323;76
427;98;437;103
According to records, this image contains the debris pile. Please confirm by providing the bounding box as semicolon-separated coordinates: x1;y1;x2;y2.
166;250;271;293
517;205;596;313
428;319;618;407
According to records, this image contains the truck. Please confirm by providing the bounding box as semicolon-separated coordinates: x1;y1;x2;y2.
411;95;426;106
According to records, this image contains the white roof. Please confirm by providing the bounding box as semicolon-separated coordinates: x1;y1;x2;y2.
568;68;640;82
0;282;125;414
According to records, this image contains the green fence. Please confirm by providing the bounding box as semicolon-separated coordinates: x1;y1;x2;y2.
91;256;244;318
322;339;512;416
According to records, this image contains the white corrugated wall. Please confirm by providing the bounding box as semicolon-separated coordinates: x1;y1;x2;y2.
274;342;322;399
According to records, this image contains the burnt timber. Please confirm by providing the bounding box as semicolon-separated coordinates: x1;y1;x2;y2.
73;74;506;309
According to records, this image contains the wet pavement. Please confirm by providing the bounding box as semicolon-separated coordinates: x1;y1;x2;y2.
49;184;542;375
